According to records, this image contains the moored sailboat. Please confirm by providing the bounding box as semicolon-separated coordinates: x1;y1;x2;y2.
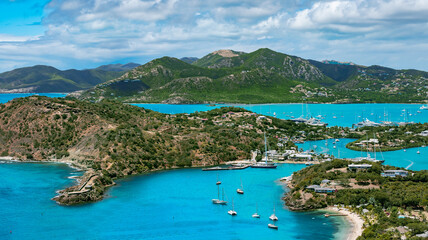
212;186;227;205
251;133;277;169
269;204;278;221
236;178;244;194
268;223;278;229
228;198;237;216
252;203;260;218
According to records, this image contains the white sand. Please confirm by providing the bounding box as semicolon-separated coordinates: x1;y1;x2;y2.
327;206;364;240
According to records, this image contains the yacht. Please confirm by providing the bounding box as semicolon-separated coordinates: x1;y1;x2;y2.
212;187;227;205
228;199;237;216
268;223;278;230
420;105;428;110
251;133;277;169
306;117;328;127
269;205;278;221
236;179;244;194
354;118;379;128
252;204;260;218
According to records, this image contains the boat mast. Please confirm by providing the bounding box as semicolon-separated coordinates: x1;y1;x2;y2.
217;185;220;200
373;133;377;160
264;132;268;164
222;188;225;201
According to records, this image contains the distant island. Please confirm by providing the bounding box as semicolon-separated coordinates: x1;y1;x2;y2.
283;160;428;239
0;63;139;93
72;48;428;104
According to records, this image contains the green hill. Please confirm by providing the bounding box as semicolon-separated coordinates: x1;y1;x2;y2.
76;49;428;104
78;49;337;103
95;63;140;72
0;65;127;93
180;57;198;64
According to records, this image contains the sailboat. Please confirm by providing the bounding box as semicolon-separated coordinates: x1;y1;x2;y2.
251;133;277;169
352;135;385;163
269;204;278;221
216;174;221;185
212;186;227;205
268;223;278;229
228;198;237;216
252;203;260;218
236;178;244;194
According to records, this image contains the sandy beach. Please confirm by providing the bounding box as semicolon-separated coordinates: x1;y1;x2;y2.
327;206;364;240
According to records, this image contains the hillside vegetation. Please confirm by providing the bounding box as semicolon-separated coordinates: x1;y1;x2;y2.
76;48;428;104
284;160;428;239
0;64;138;93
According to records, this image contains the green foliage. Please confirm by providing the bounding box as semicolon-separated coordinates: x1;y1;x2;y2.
0;65;125;92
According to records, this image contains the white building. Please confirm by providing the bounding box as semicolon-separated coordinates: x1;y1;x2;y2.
381;170;409;177
348;164;372;170
419;130;428;137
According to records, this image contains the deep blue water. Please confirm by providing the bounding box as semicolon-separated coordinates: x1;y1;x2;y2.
0;162;347;240
297;138;428;171
131;103;428;127
0;93;67;104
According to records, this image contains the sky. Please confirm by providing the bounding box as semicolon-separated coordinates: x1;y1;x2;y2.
1;0;428;72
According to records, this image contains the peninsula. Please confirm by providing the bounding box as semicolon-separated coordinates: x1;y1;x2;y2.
283;160;428;239
0;96;328;205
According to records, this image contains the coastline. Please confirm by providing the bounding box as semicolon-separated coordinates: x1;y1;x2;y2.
325;206;364;240
127;101;427;105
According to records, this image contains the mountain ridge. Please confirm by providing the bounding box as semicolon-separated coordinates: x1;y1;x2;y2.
69;48;428;103
0;63;139;93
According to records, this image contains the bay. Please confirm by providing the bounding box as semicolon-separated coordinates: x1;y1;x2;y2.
297;138;428;171
0;162;345;240
1;93;427;239
131;103;428;127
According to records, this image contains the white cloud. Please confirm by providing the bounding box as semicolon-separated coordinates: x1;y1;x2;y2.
288;0;428;33
1;0;428;73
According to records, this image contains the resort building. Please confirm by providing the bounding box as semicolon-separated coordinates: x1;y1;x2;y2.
348;164;372;170
419;130;428;137
305;185;321;190
381;170;409;177
289;153;312;161
314;188;336;193
306;185;336;193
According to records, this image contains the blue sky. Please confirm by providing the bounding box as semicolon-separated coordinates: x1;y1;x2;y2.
1;0;428;72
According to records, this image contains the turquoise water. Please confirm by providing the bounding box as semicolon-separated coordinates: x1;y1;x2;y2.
0;93;67;104
297;138;428;171
131;103;428;127
1;94;427;239
0;162;346;240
